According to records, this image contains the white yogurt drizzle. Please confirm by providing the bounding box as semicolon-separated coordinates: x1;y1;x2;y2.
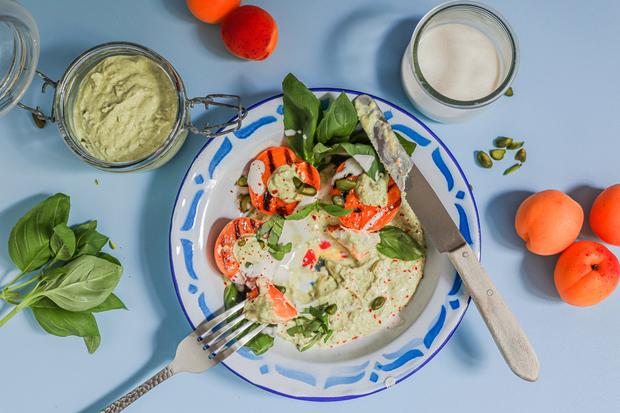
331;158;364;184
248;160;266;196
362;209;386;231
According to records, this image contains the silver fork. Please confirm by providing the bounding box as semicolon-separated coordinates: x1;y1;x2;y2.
100;301;266;413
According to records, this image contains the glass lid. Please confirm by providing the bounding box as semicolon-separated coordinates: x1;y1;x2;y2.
0;0;39;115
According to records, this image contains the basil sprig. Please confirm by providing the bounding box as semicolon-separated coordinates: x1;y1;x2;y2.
283;74;320;163
376;226;425;261
257;215;292;260
286;202;353;221
0;194;125;353
287;303;337;351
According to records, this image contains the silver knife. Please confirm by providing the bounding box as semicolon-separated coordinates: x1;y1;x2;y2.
354;95;540;382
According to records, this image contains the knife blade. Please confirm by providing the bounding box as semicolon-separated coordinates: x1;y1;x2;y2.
354;95;540;382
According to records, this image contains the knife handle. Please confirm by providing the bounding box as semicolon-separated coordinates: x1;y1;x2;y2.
448;244;540;382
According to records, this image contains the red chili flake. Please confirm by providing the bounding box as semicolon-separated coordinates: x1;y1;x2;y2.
352;336;358;340
340;252;348;259
311;214;317;221
318;240;331;250
272;189;278;194
378;320;382;324
302;249;317;267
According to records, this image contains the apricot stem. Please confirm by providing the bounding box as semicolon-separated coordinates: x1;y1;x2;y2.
591;264;600;271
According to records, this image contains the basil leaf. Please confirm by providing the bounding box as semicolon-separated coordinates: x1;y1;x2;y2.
84;334;101;354
245;332;274;356
8;193;70;273
337;143;381;180
266;215;285;247
312;142;333;165
316;93;357;143
286;202;319;220
376;226;424;261
39;255;123;312
282;73;320;163
268;242;292;261
32;306;98;337
73;221;109;257
395;132;416;156
88;293;126;312
50;223;76;262
319;204;353;216
96;252;121;266
223;283;241;310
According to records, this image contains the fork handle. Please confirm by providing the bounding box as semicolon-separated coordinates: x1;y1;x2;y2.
100;366;175;413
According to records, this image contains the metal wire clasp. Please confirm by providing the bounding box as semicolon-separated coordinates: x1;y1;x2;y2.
186;94;247;138
17;71;58;125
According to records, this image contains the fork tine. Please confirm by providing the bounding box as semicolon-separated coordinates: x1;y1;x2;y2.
210;324;268;363
200;312;247;347
194;300;245;339
206;319;257;356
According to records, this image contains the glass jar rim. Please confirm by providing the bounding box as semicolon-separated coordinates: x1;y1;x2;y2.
54;41;187;172
410;1;519;109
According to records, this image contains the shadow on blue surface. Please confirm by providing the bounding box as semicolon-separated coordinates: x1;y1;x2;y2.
487;190;562;302
376;16;422;107
568;184;603;240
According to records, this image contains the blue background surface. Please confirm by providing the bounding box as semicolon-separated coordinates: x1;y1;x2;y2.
1;0;619;411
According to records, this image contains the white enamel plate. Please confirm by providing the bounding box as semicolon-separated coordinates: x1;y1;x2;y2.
169;89;480;401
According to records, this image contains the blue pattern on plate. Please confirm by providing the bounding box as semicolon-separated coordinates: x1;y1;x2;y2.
383;110;393;120
208;137;232;179
382;338;424;360
369;372;379;383
431;148;454;191
198;292;211;320
375;349;424;371
455;203;473;245
181;239;198;280
275;365;317;386
171;90;480;399
234;116;277;139
448;273;463;296
391;124;432;146
324;372;366;389
238;347;263;360
180;190;204;231
423;305;447;349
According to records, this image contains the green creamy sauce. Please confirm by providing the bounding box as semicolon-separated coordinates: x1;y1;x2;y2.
72;55;178;163
271;169;426;349
244;279;280;324
233;236;270;268
356;173;389;206
267;164;302;202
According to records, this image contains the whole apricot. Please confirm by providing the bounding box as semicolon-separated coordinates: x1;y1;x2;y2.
554;240;619;306
515;190;583;255
590;184;620;246
186;0;240;24
221;5;278;60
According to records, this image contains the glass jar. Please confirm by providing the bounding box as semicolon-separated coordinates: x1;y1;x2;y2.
401;1;518;123
18;42;246;172
0;0;39;115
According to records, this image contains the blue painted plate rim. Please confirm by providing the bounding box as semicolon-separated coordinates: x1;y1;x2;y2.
168;87;481;402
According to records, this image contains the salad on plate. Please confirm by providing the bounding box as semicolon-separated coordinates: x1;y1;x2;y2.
212;74;426;355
